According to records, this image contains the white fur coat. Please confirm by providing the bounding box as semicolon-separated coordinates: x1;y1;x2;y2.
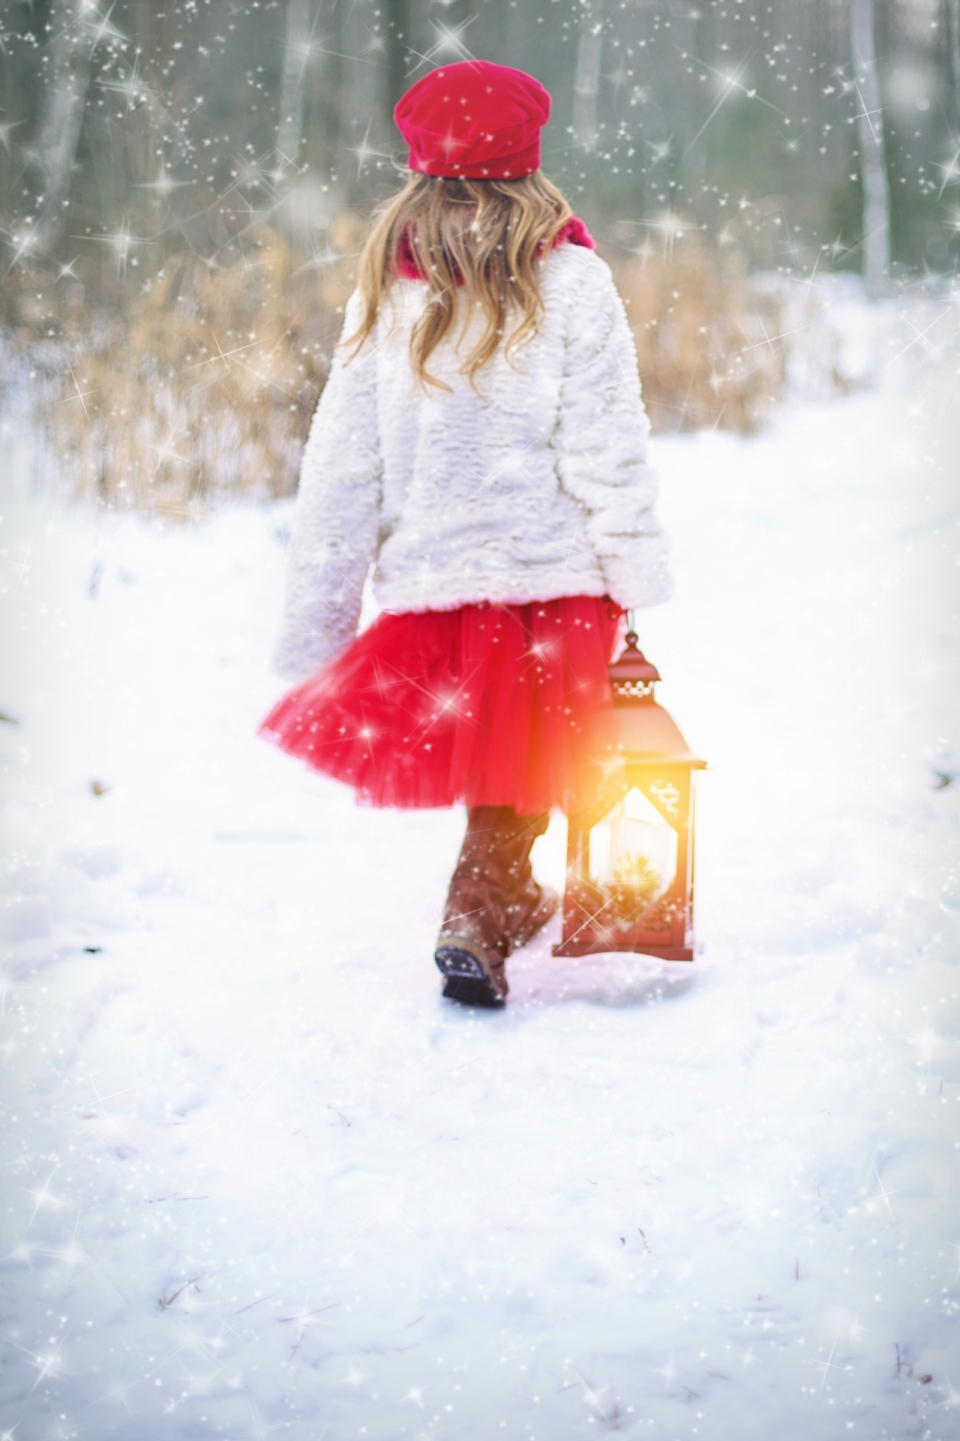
273;243;671;679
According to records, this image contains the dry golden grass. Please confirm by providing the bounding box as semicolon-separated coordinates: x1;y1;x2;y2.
14;212;793;513
609;227;786;433
31;218;363;515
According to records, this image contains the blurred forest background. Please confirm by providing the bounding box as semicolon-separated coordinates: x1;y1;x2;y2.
0;0;957;510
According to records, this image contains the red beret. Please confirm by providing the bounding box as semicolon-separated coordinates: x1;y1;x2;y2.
394;61;551;180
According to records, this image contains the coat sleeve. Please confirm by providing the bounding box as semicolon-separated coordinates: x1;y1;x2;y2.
272;292;383;679
551;254;672;611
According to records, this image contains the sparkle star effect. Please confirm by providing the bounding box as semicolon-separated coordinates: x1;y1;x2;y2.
850;75;884;146
626;210;696;263
60;363;97;419
148;428;191;480
244;1399;287;1440
684;49;790;156
185;331;263;373
825;230;851;261
816;1331;844;1390
405;15;479;75
734;317;811;359
868;1162;898;1218
884;306;954;367
934;143;960;199
346;119;393;181
0;1333;71;1397
43;1213;89;1284
79;1;127;56
29;1346;68;1393
97;55;148;116
425;16;478;65
78;222;157;277
136;163;189;199
25;1165;69;1224
2;224;43;271
90;1375;136;1416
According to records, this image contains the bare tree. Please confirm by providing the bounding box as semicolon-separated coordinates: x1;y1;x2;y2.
27;0;98;254
278;0;316;164
572;0;604;154
940;0;960;132
850;0;890;292
386;0;416;113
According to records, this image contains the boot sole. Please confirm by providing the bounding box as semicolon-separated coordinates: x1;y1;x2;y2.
434;937;506;1009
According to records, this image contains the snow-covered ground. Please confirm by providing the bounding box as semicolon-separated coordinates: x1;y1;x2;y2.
1;300;959;1439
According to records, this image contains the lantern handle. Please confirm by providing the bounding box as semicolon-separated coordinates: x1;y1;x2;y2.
625;608;637;639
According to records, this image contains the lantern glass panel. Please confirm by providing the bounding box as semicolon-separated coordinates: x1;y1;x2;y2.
588;785;678;906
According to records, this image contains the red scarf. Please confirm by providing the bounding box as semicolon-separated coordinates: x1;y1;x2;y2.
394;214;595;281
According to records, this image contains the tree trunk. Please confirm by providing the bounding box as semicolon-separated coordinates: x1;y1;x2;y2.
572;0;604;154
278;0;314;164
939;0;960;133
29;0;96;254
386;0;415;114
850;0;890;293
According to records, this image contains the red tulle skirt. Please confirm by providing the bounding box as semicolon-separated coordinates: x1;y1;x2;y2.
260;596;622;814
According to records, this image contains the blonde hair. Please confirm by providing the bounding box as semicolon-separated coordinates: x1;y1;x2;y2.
347;171;573;389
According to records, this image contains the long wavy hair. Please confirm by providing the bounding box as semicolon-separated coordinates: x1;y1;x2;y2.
346;170;573;390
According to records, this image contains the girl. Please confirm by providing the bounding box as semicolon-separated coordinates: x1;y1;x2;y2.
261;60;671;1008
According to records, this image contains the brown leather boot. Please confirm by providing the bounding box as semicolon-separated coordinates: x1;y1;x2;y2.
503;874;560;955
435;807;555;1007
491;810;558;955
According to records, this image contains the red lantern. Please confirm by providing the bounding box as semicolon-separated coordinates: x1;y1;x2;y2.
554;620;706;962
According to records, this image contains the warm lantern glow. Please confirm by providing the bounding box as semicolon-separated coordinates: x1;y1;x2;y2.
589;785;677;905
555;622;705;962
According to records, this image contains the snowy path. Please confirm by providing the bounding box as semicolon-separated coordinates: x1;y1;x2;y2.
1;348;959;1439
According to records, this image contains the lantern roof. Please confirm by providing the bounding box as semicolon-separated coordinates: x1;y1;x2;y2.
609;630;661;688
609;632;705;767
615;696;706;766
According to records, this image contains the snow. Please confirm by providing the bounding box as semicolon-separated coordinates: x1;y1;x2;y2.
1;304;959;1439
